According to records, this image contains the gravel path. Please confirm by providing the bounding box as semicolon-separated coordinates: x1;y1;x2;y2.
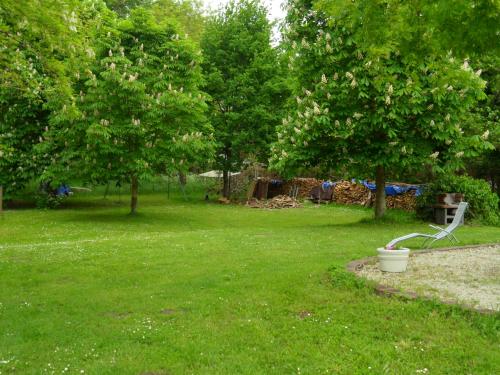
358;245;500;312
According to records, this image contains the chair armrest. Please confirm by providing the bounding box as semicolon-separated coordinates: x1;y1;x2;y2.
429;224;451;234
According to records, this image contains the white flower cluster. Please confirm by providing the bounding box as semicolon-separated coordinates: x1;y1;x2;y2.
132;117;141;126
100;119;109;126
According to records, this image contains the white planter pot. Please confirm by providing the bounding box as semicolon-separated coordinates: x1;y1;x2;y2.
377;247;410;273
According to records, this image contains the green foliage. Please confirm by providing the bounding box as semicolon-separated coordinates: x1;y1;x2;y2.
201;0;289;195
40;8;214;211
0;0;88;197
34;191;65;209
270;0;494;215
150;0;205;43
417;175;500;225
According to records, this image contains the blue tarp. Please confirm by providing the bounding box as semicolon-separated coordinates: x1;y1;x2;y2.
56;184;71;196
358;180;422;196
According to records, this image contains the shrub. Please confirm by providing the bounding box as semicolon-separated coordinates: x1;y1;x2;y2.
417;175;499;225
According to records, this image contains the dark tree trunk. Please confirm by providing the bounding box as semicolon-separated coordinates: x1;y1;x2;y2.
375;165;386;219
222;170;231;198
0;185;3;213
130;176;138;214
178;171;187;186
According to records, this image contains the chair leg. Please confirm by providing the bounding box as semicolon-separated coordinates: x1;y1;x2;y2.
421;238;430;248
426;238;439;249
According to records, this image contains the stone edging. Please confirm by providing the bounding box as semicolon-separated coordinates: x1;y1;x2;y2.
346;243;500;314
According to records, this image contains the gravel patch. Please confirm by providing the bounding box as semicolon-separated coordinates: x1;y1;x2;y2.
357;245;500;311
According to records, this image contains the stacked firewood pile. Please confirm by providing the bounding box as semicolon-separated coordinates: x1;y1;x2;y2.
283;178;323;198
386;190;417;210
246;195;302;209
332;180;417;211
333;181;373;207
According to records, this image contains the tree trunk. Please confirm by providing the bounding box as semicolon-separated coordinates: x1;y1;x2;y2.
375;165;386;219
130;176;138;214
222;170;231;198
178;171;187;186
0;185;3;213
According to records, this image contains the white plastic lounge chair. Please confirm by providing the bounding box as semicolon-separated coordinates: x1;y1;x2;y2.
386;202;468;249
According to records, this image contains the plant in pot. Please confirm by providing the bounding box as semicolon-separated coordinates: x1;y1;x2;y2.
377;242;410;273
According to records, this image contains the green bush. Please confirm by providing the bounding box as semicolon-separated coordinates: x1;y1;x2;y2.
417;175;499;225
35;192;65;209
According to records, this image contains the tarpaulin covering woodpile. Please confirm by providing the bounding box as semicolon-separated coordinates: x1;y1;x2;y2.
246;195;302;209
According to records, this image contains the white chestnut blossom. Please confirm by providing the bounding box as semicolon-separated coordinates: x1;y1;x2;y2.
430;151;440;159
455;151;464;158
481;130;490;140
345;72;354;80
321;74;328;84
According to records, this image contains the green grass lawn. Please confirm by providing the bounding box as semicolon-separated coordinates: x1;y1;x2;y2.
0;191;499;374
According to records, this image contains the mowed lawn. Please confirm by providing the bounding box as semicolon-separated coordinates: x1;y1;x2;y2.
0;193;499;374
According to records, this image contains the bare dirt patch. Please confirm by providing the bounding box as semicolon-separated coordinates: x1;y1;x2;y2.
356;245;500;312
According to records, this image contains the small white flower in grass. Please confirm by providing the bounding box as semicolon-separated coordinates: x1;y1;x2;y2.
388;84;394;96
108;49;113;57
385;96;391;105
313;106;321;115
430;120;435;126
351;79;357;88
430;151;439;159
346;72;354;80
481;130;490;140
321;74;328;84
455;151;464;158
305;89;312;97
346;118;352;126
294;127;301;134
447;85;454;91
353;113;363;120
296;96;302;104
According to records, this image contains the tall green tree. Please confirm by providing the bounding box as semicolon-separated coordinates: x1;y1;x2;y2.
201;0;288;197
0;0;87;202
41;8;213;213
270;0;494;218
